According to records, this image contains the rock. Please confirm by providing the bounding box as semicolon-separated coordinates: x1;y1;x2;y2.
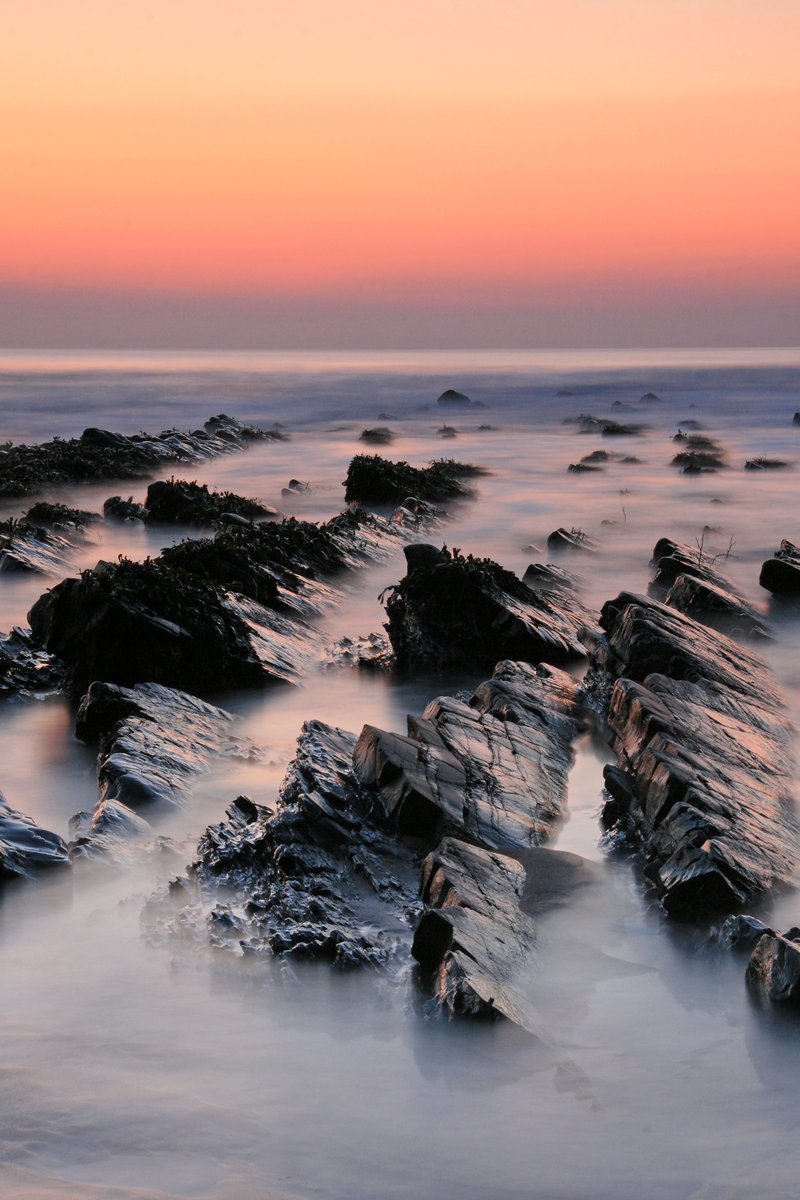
21;502;99;529
794;413;800;426
759;541;800;596
144;479;275;526
588;591;800;918
547;528;597;554
650;537;770;640
437;389;473;407
323;632;392;672
0;413;281;500
0;626;63;699
718;914;772;951
0;519;77;576
747;929;800;1006
28;558;267;694
157;658;586;1023
640;392;662;403
581;450;612;464
103;495;147;522
567;462;602;473
359;427;394;445
672;448;726;472
412;838;537;1027
70;682;257;851
745;458;790;471
0;792;70;882
343;454;482;505
383;545;592;672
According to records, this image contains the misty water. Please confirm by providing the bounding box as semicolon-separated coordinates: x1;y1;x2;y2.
2;350;800;1199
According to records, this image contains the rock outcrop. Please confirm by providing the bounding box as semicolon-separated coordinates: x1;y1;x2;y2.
590;592;800;918
143;478;276;526
0;627;63;699
383;545;592;672
746;928;800;1007
0;413;282;500
650;537;770;640
343;454;483;505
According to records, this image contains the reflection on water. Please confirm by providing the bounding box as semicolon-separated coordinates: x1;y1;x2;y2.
2;352;800;1199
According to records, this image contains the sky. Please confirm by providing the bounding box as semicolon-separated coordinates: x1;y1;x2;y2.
2;0;799;349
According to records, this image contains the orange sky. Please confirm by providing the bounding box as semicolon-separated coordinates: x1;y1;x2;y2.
2;1;799;345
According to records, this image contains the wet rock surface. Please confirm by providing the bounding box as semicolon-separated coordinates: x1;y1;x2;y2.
384;545;593;672
0;413;280;500
0;791;70;882
0;519;78;576
71;681;258;853
546;527;597;554
158;660;586;1027
760;540;800;597
747;928;800;1006
650;537;770;639
591;592;800;918
343;454;483;505
0;627;63;699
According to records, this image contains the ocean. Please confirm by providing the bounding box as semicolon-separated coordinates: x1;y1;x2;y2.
1;348;800;1199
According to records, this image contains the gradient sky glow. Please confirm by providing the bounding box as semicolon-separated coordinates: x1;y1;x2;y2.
3;1;799;347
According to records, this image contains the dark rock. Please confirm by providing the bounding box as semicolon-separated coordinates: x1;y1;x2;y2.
22;502;99;529
522;562;583;594
568;462;602;473
0;413;281;500
745;458;790;471
672;449;726;472
0;791;70;882
719;914;772;951
587;592;800;918
103;495;147;522
0;519;77;576
28;558;267;694
144;478;275;526
0;627;63;699
581;450;612;464
384;545;592;672
360;427;394;445
640;392;662;403
794;413;800;426
343;454;482;505
547;528;597;554
600;420;644;437
759;541;800;596
323;632;392;672
747;929;800;1006
437;389;473;407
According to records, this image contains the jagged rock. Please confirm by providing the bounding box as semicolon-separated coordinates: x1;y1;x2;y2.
747;929;800;1006
640;392;662;403
343;454;482;505
651;537;770;639
567;462;602;473
383;546;592;672
144;479;276;526
413;838;537;1027
22;502;99;529
159;659;585;1019
718;914;772;951
70;682;257;851
0;792;70;882
589;592;800;918
672;448;726;472
353;661;585;850
760;541;800;596
323;633;392;671
0;413;281;500
0;627;63;699
547;528;597;554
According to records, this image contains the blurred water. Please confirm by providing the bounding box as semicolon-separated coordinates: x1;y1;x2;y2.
1;350;800;1199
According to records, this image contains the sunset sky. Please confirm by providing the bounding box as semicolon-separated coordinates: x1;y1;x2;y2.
3;1;799;348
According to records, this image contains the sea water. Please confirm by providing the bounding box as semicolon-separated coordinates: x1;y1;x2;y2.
1;349;800;1199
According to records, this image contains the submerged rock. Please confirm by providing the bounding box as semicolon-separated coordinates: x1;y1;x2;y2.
103;495;147;522
359;427;394;445
759;541;800;597
547;528;597;554
0;519;77;576
437;389;474;407
0;627;63;699
590;592;800;918
383;545;592;672
744;457;790;471
0;792;70;882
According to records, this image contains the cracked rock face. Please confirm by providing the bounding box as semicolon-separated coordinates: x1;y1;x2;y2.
592;592;800;918
747;927;800;1006
155;660;588;1031
649;537;770;640
759;540;800;597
